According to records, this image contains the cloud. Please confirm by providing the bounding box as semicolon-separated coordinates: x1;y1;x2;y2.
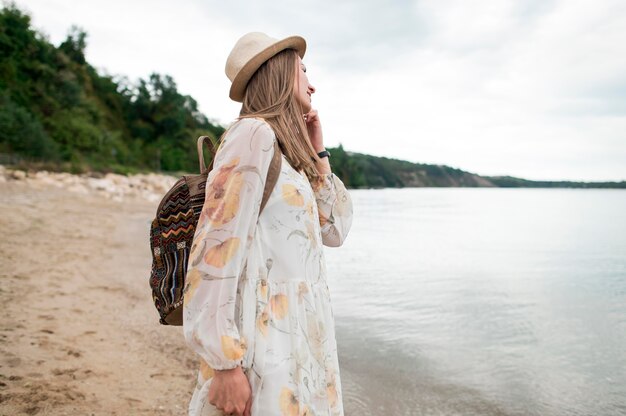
317;0;626;180
15;0;626;181
193;0;426;70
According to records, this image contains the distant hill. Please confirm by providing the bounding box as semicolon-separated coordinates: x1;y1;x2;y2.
481;175;626;189
323;147;625;189
326;147;493;188
1;4;624;189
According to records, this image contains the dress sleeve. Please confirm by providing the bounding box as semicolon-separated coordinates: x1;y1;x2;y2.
182;118;275;370
311;172;353;247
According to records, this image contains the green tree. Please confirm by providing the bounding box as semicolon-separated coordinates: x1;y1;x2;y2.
58;25;87;65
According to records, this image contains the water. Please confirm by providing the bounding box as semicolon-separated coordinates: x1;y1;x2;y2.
325;188;626;416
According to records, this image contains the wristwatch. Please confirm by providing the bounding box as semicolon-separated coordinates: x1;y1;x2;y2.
317;150;331;159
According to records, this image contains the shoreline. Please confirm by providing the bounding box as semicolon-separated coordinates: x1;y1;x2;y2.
0;165;177;203
3;165;624;194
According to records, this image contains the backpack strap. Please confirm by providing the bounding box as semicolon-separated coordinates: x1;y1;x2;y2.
195;133;282;216
247;117;282;214
197;136;218;173
260;141;282;214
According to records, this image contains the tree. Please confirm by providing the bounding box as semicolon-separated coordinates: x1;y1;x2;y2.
58;25;87;65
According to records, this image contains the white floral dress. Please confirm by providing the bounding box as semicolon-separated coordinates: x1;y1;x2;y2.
182;118;353;416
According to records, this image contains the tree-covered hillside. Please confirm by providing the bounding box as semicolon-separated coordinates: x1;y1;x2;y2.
0;4;224;174
326;146;493;188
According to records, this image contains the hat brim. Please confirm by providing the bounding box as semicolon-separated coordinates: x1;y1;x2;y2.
229;35;306;102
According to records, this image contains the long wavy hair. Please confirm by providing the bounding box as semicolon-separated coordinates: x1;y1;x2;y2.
237;48;320;181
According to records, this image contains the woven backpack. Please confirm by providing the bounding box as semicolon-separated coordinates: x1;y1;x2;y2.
149;130;282;325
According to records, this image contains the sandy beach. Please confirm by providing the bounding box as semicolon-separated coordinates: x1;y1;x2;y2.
0;170;204;415
0;169;389;416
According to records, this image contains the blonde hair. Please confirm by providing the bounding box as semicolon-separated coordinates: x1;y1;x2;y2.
237;49;320;181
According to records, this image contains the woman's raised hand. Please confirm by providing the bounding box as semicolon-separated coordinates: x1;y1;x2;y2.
304;109;324;152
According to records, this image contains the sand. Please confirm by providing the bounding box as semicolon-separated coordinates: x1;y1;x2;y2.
0;172;381;416
0;177;197;415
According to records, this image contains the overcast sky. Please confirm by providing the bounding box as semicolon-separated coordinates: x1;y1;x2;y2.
16;0;626;181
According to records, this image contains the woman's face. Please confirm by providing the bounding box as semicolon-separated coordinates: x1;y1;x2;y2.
294;56;315;113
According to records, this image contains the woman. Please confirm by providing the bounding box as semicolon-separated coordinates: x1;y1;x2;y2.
182;32;353;416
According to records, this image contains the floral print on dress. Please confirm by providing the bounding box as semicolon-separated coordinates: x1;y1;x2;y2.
182;118;353;416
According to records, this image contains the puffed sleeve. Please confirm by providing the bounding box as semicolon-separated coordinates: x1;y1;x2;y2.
182;118;275;370
311;172;353;247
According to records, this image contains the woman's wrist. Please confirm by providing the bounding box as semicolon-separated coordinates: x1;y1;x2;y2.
317;150;330;159
315;156;331;175
215;365;241;374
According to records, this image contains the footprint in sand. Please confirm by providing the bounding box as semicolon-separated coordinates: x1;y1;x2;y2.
67;349;81;358
88;285;126;293
7;356;22;367
11;274;30;280
124;397;143;405
51;367;94;381
51;367;78;379
64;389;86;401
60;346;83;358
35;335;51;348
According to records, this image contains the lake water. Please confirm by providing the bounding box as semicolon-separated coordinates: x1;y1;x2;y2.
324;188;626;416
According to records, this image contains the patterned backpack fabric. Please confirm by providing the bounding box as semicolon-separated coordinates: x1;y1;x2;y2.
149;131;282;325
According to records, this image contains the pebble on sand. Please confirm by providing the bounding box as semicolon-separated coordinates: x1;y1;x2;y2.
0;167;178;202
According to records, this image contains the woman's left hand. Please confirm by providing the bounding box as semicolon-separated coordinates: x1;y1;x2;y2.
304;109;324;152
304;109;331;175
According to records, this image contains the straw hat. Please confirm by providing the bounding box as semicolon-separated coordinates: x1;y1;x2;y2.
225;32;307;102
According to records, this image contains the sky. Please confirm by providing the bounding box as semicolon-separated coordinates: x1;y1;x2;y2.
14;0;626;181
